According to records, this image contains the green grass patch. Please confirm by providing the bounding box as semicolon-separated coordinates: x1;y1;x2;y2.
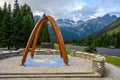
54;44;59;50
99;54;120;67
66;49;71;54
77;50;85;52
36;45;41;48
53;44;71;54
76;50;120;67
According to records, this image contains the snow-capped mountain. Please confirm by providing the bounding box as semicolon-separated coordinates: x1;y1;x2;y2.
75;14;117;38
34;14;117;41
56;19;77;27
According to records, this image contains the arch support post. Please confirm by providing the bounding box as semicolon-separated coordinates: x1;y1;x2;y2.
21;15;68;65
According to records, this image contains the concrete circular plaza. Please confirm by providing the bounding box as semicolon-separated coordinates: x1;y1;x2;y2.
0;54;120;80
0;55;92;73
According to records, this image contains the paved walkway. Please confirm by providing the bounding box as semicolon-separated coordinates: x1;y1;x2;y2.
0;55;92;73
0;55;120;80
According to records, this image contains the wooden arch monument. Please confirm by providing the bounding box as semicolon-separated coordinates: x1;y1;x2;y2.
22;15;68;65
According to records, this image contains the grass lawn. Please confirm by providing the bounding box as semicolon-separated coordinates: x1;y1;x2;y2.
100;54;120;67
75;49;120;67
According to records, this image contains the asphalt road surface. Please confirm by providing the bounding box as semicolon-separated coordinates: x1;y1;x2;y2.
67;46;120;57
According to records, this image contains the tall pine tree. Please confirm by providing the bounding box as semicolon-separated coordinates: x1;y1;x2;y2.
21;4;34;46
0;0;35;48
7;3;12;49
0;7;2;27
40;14;51;43
0;2;12;49
0;7;3;47
84;35;96;53
12;0;23;49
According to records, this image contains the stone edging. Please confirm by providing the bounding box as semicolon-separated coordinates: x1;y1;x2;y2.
0;49;105;77
71;50;106;77
35;49;105;77
35;49;60;55
0;49;24;59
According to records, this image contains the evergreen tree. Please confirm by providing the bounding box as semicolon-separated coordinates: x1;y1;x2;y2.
116;32;120;48
12;0;23;49
0;7;2;26
0;0;35;48
21;4;34;46
84;35;96;53
49;26;57;43
0;2;10;48
40;14;51;43
0;7;3;47
7;3;12;49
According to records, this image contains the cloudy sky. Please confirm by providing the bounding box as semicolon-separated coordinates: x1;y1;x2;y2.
0;0;120;21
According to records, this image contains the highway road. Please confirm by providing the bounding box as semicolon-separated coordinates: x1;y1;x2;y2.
67;45;120;57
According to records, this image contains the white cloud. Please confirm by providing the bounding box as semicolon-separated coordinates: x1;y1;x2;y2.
0;0;120;21
70;6;98;21
0;0;13;8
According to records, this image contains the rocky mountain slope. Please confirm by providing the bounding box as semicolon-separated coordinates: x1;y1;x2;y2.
34;14;117;41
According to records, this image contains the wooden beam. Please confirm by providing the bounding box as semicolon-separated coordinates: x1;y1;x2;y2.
21;16;68;65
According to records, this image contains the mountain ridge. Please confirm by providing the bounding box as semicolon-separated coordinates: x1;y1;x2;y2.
94;17;120;37
33;14;118;41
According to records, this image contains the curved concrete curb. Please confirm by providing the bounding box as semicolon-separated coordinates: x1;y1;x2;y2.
0;49;24;59
0;72;99;78
71;50;106;77
0;49;105;78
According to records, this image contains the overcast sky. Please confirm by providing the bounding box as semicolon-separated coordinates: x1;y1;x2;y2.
0;0;120;21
